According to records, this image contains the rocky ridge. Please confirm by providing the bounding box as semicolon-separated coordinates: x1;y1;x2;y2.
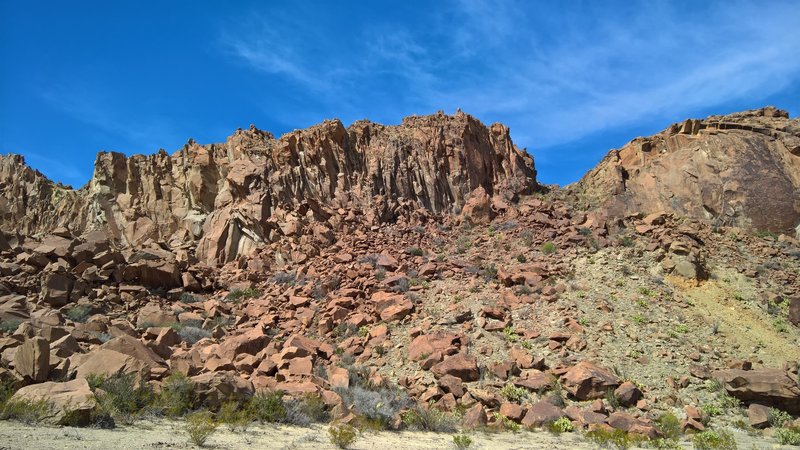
1;110;535;266
574;106;800;238
0;107;798;448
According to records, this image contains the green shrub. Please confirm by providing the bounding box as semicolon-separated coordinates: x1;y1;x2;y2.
217;400;250;431
0;398;51;424
775;426;800;446
286;393;329;424
541;242;557;255
500;383;527;402
64;305;93;323
401;406;457;432
91;373;155;424
186;410;218;447
246;391;286;423
329;423;358;449
701;403;723;418
0;319;21;334
492;412;520;432
406;247;424;257
656;411;682;440
452;433;473;449
546;417;574;434
158;372;194;417
179;326;211;345
180;292;201;303
0;379;16;408
691;430;737;450
768;408;792;428
584;428;643;449
225;287;262;302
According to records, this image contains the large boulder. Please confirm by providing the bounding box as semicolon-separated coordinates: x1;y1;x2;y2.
431;352;480;382
8;378;96;425
40;272;74;307
561;361;621;400
13;336;49;382
191;371;254;409
713;368;800;414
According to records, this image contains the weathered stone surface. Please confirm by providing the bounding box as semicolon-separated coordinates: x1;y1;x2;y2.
561;361;621;400
713;368;800;413
0;111;537;264
191;371;254;409
9;378;96;425
431;352;479;382
40;272;74;307
14;336;49;382
521;401;563;427
575;107;800;237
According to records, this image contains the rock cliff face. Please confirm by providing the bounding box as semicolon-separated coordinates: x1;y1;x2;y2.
0;111;537;264
574;107;800;237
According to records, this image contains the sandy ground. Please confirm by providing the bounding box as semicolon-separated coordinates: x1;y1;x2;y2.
0;420;790;450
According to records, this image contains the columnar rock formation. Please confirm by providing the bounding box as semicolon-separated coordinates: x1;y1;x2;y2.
0;111;537;264
575;107;800;237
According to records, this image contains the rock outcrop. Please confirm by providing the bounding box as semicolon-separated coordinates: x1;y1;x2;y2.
0;111;536;265
574;107;800;237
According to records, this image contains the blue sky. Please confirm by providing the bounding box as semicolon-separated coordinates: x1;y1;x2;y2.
1;1;799;187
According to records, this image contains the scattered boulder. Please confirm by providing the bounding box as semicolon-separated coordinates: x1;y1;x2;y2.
13;336;49;382
561;361;621;400
713;368;800;414
431;353;479;382
8;378;96;425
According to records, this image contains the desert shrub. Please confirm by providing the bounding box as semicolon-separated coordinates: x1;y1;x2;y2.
584;428;644;449
650;438;683;449
336;383;411;429
180;292;201;303
775;426;800;446
329;423;358;449
691;430;737;450
246;391;286;423
225;287;262;302
546;417;574;434
179;326;211;345
701;403;723;418
492;412;521;432
541;242;557;255
64;305;93;323
0;397;51;424
768;408;792;428
656;411;682;440
186;410;218;447
0;379;16;408
271;272;297;285
401;405;457;432
0;319;21;334
157;372;194;417
217;400;250;431
406;247;424;256
452;433;473;449
284;393;329;425
481;264;498;281
500;383;527;402
91;373;155;424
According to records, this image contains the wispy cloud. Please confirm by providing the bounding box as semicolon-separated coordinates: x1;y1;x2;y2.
39;84;179;154
220;0;800;156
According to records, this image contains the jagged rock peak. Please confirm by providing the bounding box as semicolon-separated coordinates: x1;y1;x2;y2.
0;111;537;264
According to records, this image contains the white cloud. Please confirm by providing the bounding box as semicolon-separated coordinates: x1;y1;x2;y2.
221;0;800;153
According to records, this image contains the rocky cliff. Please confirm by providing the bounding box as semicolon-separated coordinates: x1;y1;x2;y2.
0;111;537;264
574;106;800;237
